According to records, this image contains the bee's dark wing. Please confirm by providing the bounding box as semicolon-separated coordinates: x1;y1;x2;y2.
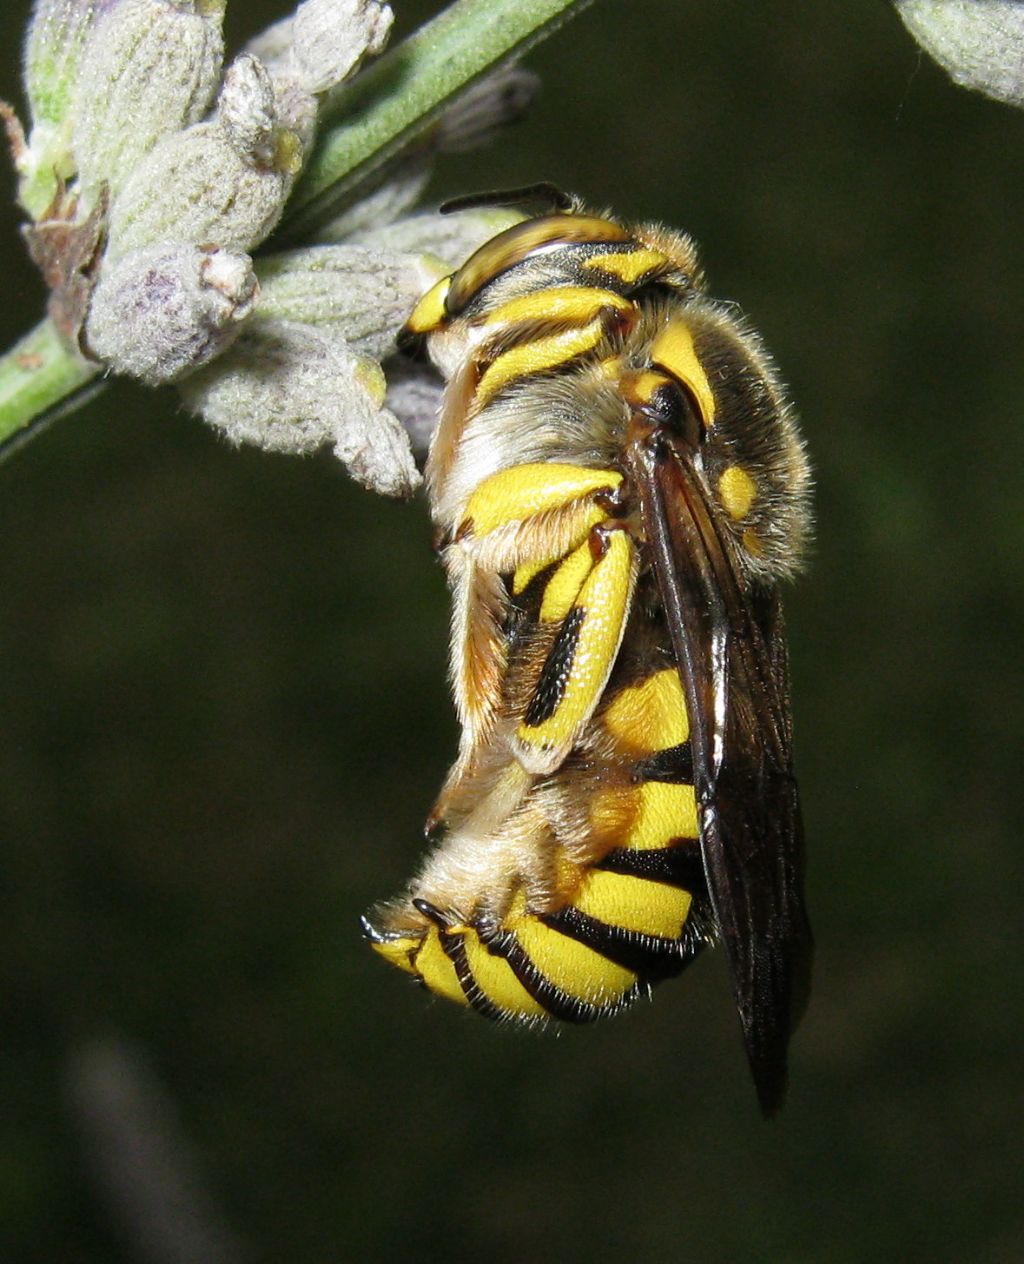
629;429;812;1115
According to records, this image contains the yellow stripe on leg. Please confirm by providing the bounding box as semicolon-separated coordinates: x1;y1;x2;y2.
538;540;595;623
512;555;553;595
462;463;621;539
516;530;635;773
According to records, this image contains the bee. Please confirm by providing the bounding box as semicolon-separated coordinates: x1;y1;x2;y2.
362;185;812;1114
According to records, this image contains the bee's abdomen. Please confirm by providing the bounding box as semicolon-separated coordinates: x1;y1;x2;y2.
429;852;704;1026
540;860;705;985
366;658;709;1023
448;800;706;1024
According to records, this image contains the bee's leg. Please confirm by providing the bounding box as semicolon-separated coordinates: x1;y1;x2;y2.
514;522;637;775
441;462;626;747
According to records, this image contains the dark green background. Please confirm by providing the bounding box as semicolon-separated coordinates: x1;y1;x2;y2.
2;2;1023;1260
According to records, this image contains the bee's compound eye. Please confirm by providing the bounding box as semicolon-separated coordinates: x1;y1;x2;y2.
644;380;703;448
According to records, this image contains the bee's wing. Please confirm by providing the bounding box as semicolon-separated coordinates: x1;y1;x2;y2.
629;430;812;1116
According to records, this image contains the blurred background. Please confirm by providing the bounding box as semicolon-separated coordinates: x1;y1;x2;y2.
2;1;1023;1260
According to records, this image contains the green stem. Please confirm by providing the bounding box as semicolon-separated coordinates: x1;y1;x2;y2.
279;0;595;240
0;0;594;455
0;319;99;456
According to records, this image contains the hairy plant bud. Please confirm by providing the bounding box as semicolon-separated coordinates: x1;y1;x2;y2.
24;0;99;131
86;243;257;383
246;0;392;96
6;0;538;501
254;245;439;358
896;0;1024;108
217;53;278;168
244;16;294;72
10;0;99;214
179;319;420;498
72;0;226;206
291;0;393;94
106;116;296;263
262;77;317;160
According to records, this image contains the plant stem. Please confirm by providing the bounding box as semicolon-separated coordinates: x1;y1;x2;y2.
0;319;99;458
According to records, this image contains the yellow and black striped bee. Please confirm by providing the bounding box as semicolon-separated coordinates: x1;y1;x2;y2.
362;186;812;1114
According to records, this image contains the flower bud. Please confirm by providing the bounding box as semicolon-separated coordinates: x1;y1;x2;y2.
895;0;1024;108
72;0;226;205
246;0;392;97
290;0;393;94
179;319;420;497
264;77;317;161
245;17;294;72
106;117;295;263
24;0;99;131
254;245;440;358
14;0;101;214
333;356;421;497
217;53;278;169
86;243;258;384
